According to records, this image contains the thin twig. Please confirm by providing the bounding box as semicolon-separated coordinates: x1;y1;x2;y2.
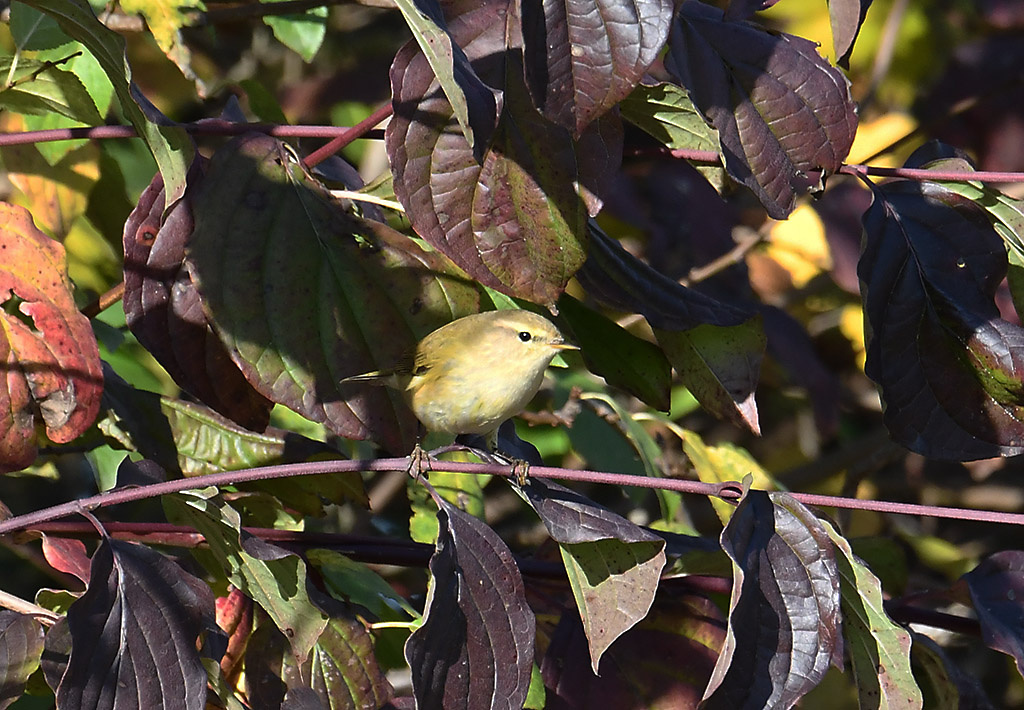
303;102;394;169
81;281;125;318
681;228;766;287
0;589;60;626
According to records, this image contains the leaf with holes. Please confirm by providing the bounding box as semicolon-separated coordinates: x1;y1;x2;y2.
387;0;620;306
522;0;674;137
123;163;273;432
703;490;842;710
520;477;665;672
405;489;534;710
665;2;857;218
0;203;102;473
860;173;1024;459
0;611;45;710
57;538;217;710
186;133;480;453
824;521;922;710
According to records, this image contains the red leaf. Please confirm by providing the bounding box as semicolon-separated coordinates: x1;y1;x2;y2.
0;203;102;472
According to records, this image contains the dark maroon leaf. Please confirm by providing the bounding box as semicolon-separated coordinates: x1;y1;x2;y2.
827;0;873;67
911;633;996;709
859;177;1024;459
186;133;479;453
40;617;70;693
963;551;1024;676
405;491;534;710
522;0;674;137
812;181;873;295
542;595;725;709
520;477;662;545
725;0;782;21
702;490;842;709
387;0;619;306
0;611;45;710
58;538;217;710
123;162;273;433
665;2;857;218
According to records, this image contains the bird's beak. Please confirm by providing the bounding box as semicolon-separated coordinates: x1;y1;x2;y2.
552;341;579;351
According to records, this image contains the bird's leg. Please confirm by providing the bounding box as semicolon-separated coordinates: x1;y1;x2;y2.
407;423;432;480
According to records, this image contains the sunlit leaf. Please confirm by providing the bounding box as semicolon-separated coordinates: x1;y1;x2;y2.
0;203;102;472
0;57;102;124
405;490;534;710
165;489;329;661
703;490;842;709
520;477;666;673
522;0;674;137
263;1;328;63
824;522;922;710
666;2;857;218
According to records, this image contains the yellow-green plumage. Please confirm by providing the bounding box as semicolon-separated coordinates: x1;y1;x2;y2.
345;310;575;444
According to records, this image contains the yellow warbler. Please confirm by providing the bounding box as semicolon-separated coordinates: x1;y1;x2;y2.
345;310;576;447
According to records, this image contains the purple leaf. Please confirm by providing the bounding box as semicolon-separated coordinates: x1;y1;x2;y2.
186;133;479;453
123;161;273;433
703;490;842;709
522;0;674;137
387;0;619;306
57;539;216;710
963;551;1024;676
665;2;857;218
827;0;873;68
859;177;1024;459
405;493;534;710
725;0;783;21
0;611;45;710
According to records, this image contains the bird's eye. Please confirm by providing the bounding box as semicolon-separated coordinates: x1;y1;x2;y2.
518;331;532;342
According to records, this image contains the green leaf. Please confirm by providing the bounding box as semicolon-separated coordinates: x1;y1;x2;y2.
9;2;73;50
0;58;103;124
824;521;922;710
307;548;418;620
20;0;193;205
165;489;329;661
263;2;328;63
620;81;718;153
118;0;203;84
558;294;672;411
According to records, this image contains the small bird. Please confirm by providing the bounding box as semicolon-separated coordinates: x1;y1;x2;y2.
344;310;576;449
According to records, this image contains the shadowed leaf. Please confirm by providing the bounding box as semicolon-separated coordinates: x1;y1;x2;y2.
0;203;102;472
522;0;674;137
57;538;216;710
542;595;725;709
123;163;273;432
520;478;666;672
0;611;45;710
824;522;922;710
186;133;479;453
245;605;393;710
963;551;1024;677
859;173;1024;459
165;489;329;661
577;228;764;431
665;2;857;218
703;490;842;710
405;490;534;710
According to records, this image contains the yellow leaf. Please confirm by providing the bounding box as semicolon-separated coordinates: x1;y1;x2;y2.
766;203;831;288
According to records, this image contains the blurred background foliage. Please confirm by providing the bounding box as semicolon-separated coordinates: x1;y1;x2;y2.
3;0;1024;704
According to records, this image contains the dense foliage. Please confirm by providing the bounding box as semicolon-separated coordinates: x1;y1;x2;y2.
2;0;1024;707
